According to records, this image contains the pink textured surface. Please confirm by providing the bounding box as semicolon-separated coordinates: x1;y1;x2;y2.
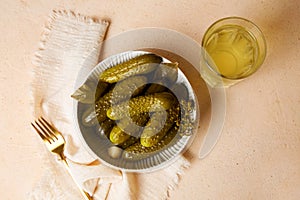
0;0;299;199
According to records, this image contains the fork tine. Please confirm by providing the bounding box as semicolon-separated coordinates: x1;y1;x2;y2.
37;118;57;141
39;117;59;139
40;117;58;133
31;122;50;142
35;119;55;143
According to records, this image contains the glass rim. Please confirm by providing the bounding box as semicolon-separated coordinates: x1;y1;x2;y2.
201;16;267;81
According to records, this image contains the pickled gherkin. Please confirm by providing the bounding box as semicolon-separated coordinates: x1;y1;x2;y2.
109;126;131;145
89;88;114;124
140;105;180;147
145;83;166;94
99;54;162;83
116;112;149;136
82;86;117;126
107;92;176;120
145;62;178;94
110;75;147;104
82;76;147;126
95;81;110;101
96;118;115;138
111;112;149;148
123;125;179;159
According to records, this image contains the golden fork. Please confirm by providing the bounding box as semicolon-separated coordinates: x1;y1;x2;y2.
31;117;93;200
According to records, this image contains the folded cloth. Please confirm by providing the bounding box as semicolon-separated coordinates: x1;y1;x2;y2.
30;10;190;200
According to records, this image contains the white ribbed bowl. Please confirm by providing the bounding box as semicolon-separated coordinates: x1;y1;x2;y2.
74;50;199;172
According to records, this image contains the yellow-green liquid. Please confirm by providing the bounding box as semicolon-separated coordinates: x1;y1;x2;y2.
205;25;258;79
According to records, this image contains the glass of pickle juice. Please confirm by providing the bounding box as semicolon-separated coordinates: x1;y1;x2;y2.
200;17;267;87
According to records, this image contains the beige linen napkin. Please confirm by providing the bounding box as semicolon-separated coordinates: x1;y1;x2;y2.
30;10;190;200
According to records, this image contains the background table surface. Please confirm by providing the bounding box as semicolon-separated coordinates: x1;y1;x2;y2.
1;0;300;199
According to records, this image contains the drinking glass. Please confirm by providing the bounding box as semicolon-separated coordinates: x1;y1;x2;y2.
201;17;267;87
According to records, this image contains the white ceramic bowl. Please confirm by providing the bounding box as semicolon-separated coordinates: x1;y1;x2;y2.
74;50;199;172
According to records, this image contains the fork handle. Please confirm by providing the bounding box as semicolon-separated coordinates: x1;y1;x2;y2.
59;156;93;200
